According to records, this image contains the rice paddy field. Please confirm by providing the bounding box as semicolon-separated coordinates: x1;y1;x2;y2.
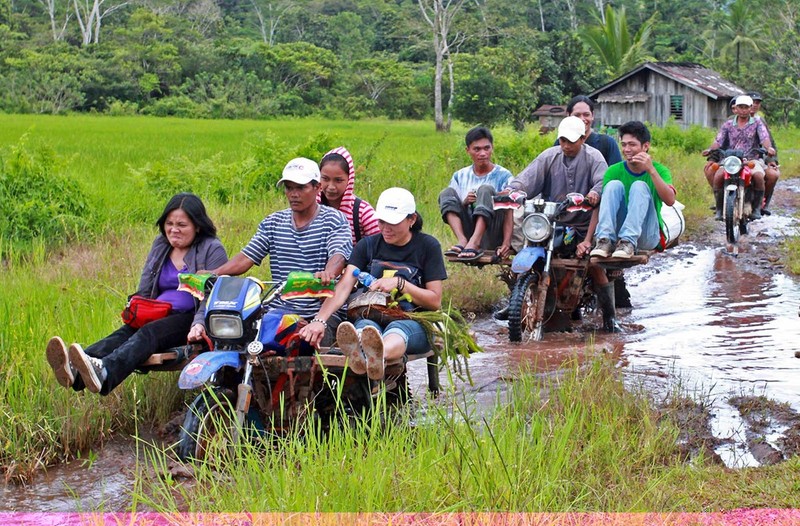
1;114;798;510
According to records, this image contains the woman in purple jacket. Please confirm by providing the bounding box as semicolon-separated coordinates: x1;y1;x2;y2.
46;193;228;395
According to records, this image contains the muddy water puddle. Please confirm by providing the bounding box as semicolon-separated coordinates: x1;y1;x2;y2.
623;243;800;467
0;438;139;512
406;219;800;468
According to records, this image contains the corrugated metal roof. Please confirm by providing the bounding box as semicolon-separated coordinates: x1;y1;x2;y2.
596;92;650;103
590;62;745;100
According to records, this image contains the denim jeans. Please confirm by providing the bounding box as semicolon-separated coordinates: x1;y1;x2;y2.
596;180;661;250
74;311;195;395
353;318;431;355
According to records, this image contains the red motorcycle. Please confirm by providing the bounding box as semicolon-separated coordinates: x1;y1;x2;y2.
707;147;765;253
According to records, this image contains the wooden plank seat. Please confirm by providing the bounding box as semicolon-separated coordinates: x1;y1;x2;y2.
138;343;206;371
446;253;514;267
590;252;651;270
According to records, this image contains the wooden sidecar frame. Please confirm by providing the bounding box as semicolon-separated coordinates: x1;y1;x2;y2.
139;343;441;394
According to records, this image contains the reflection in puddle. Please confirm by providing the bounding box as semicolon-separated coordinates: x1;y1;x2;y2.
624;246;800;467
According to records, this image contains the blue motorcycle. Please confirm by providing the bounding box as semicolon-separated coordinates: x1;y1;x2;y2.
174;274;371;461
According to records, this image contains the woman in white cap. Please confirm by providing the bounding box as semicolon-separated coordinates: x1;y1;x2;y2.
299;187;447;380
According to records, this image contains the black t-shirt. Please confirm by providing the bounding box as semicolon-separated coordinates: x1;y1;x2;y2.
349;232;447;297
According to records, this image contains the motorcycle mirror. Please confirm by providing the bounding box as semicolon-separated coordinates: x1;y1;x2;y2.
566;193;584;205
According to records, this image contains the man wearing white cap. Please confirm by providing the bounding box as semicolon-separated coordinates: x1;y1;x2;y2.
188;157;352;345
703;94;775;220
502;115;617;331
504;115;607;255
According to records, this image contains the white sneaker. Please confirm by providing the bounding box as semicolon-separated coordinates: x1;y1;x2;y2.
69;343;107;394
360;326;385;381
46;336;75;388
336;322;367;375
590;238;614;258
611;240;635;258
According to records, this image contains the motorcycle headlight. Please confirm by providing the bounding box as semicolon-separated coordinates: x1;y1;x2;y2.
522;213;552;242
208;314;243;339
722;155;743;175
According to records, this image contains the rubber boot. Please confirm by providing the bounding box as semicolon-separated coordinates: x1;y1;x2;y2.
614;274;632;308
751;190;764;220
714;189;724;221
762;193;773;216
596;282;622;333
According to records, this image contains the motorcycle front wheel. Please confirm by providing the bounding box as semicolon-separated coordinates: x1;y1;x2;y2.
724;188;740;245
508;272;541;342
178;388;236;462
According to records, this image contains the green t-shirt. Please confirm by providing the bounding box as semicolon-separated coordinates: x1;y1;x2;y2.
602;160;674;235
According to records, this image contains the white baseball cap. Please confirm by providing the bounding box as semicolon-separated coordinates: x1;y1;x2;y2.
276;157;320;187
734;95;753;107
374;187;416;224
558;116;586;142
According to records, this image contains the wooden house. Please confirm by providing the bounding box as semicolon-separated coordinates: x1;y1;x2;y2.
589;62;745;129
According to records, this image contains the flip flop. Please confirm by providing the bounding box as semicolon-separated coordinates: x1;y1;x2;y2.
457;248;484;261
444;244;464;257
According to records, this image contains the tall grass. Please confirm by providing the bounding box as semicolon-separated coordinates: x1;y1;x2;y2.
131;356;800;511
132;356;688;512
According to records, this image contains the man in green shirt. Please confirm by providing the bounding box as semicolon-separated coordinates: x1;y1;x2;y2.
590;120;677;330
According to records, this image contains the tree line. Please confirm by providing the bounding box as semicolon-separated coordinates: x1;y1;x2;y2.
1;0;798;127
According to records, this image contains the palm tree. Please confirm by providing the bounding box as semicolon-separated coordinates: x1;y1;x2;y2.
579;5;655;79
717;0;763;76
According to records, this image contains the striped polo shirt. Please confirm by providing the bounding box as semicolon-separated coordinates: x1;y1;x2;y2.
242;205;352;317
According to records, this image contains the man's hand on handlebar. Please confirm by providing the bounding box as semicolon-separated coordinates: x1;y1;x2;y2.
314;269;339;285
187;324;206;342
576;240;592;258
585;191;600;207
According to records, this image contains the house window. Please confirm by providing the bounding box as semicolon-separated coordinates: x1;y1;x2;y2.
670;95;684;121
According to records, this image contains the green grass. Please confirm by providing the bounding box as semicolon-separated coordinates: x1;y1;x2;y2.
1;114;798;500
130;357;800;511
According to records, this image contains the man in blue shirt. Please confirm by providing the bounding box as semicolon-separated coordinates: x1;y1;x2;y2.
439;126;514;261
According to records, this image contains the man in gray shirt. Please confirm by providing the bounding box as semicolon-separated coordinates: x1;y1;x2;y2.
504;116;622;332
506;115;606;255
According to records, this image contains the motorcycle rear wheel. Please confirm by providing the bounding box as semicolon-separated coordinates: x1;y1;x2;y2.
724;188;740;245
508;272;541;342
178;388;235;462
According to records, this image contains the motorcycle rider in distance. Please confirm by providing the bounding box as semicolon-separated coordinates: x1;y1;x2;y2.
590;120;676;258
501;116;622;332
748;92;780;215
702;94;775;221
188;157;352;346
